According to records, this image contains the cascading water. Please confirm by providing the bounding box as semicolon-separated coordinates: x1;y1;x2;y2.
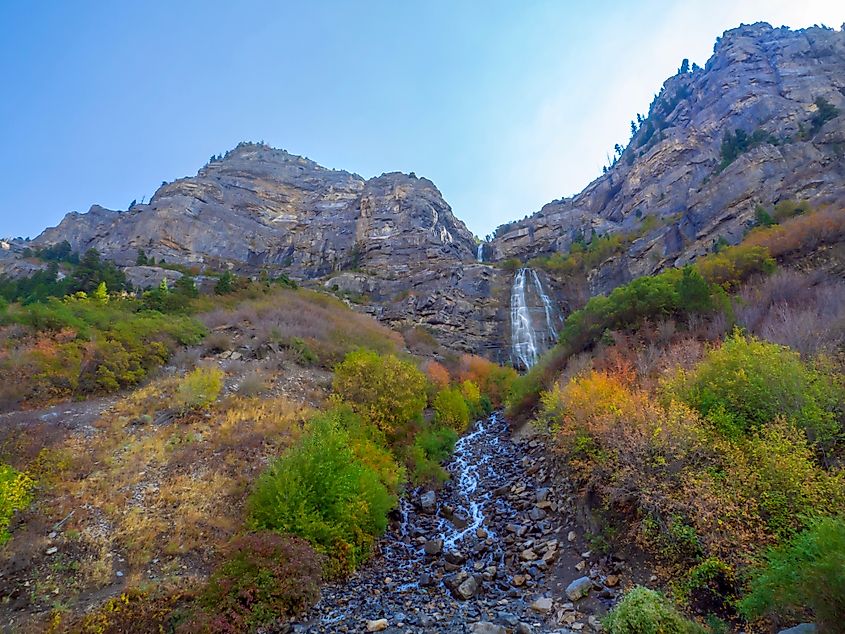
510;268;539;369
476;243;484;262
530;268;558;343
510;267;559;369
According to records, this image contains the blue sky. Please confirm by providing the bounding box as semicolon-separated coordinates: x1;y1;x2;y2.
1;1;842;240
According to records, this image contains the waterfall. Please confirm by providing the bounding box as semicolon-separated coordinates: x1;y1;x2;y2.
476;243;484;262
510;268;559;369
530;268;558;343
510;268;539;369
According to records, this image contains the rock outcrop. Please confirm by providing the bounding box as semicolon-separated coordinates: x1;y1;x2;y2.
36;145;476;276
490;23;845;294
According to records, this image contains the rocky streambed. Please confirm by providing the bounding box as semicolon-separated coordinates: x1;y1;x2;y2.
291;414;629;634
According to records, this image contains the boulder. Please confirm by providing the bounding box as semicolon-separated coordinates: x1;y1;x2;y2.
529;597;554;613
565;576;593;601
366;618;389;632
419;490;436;514
469;623;507;634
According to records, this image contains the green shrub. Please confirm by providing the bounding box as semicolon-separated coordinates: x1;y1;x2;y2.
810;96;839;135
671;331;843;445
247;410;398;575
433;387;470;433
729;420;844;538
0;464;34;543
603;586;706;634
332;349;427;438
408;425;458;484
196;532;322;631
739;516;845;631
174;367;224;412
2;294;206;403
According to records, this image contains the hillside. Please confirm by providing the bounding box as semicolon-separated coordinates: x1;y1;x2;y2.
0;19;844;634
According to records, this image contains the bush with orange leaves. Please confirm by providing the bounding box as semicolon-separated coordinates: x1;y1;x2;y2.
425;360;451;390
457;354;517;408
744;207;845;260
541;370;844;582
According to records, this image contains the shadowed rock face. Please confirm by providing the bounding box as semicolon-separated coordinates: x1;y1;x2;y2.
29;23;845;357
490;23;845;294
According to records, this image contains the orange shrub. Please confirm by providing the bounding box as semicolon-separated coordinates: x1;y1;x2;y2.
457;354;517;407
745;207;845;259
425;360;451;389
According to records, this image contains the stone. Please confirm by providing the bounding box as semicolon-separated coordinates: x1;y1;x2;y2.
419;490;437;514
450;512;469;529
529;597;554;613
445;550;466;565
423;539;443;555
511;574;527;587
605;574;619;587
469;623;507;634
45;547;58;555
529;507;547;521
520;549;538;561
476;527;488;539
567;531;577;542
453;576;479;600
566;576;593;601
516;624;534;634
366;618;389;632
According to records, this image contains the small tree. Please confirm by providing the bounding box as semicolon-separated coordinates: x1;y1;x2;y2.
215;270;237;294
92;281;109;304
740;516;845;631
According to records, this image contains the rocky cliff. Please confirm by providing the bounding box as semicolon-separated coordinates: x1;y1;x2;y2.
36;144;476;276
32;143;512;355
28;23;845;359
489;23;845;294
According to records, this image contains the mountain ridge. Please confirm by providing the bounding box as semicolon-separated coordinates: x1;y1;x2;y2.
12;21;845;360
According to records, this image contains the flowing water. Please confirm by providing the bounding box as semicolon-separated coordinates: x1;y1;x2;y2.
295;414;546;632
476;243;484;262
510;268;559;369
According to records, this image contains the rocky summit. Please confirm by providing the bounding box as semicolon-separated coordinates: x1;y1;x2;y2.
18;22;845;362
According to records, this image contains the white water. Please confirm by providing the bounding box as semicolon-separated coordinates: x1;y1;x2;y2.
510;268;538;369
531;268;558;343
476;242;484;262
510;267;559;369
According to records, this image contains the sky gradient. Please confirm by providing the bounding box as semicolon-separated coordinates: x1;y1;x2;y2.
1;0;842;240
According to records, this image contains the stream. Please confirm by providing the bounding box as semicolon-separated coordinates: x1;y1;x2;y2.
292;413;614;633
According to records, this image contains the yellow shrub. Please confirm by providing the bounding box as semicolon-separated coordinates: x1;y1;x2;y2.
333;349;427;438
174;366;224;412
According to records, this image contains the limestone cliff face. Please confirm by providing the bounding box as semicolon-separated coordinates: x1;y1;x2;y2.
37;144;476;276
489;23;845;294
33;143;500;353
